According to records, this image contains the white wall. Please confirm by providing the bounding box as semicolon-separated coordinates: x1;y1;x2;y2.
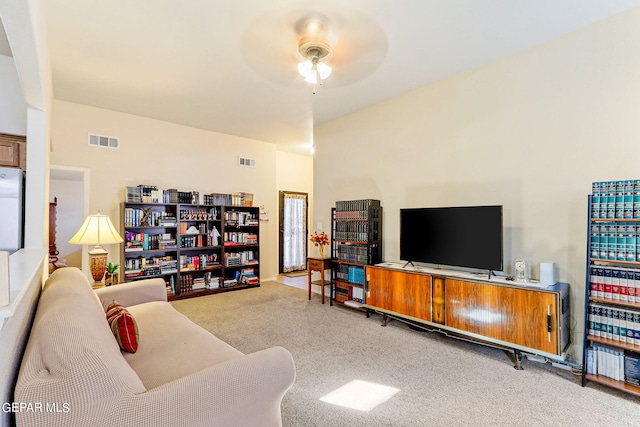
0;2;52;424
51;100;301;280
276;150;314;259
0;54;26;135
314;7;640;363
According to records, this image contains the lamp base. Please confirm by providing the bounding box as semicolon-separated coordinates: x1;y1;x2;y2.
88;247;108;288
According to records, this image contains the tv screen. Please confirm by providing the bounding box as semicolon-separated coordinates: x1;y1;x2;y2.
400;205;503;271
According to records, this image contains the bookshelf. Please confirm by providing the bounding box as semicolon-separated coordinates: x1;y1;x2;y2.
330;199;382;312
121;196;260;301
582;181;640;396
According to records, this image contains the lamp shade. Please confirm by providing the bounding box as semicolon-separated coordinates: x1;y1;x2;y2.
69;212;123;246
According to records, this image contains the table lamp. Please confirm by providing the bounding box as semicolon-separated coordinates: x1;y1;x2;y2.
69;211;123;288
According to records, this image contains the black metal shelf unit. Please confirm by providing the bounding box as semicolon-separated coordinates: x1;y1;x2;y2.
330;199;382;312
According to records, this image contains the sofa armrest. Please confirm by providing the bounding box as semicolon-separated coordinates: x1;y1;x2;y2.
135;346;296;427
94;278;167;309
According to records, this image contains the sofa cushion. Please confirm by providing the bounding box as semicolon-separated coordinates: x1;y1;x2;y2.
124;301;244;390
106;300;140;353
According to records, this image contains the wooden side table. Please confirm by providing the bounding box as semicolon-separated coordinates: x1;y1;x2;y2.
307;256;332;304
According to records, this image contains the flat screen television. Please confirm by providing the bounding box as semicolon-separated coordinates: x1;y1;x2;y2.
399;205;503;271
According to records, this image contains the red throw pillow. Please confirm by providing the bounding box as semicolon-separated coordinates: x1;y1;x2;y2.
105;300;139;353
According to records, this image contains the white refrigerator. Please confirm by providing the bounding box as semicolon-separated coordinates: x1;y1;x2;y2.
0;167;25;253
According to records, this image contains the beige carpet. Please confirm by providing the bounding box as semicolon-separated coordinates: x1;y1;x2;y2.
171;281;638;427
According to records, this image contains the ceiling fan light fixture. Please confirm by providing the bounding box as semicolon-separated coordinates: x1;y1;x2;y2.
304;69;319;84
297;38;334;89
316;62;332;80
297;60;313;77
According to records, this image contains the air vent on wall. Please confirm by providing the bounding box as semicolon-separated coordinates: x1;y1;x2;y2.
88;133;120;149
238;157;256;168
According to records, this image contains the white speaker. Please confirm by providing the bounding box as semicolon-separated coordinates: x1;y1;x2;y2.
540;262;556;286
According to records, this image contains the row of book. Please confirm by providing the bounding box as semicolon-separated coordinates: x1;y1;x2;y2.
126;185;255;207
223;232;257;245
172;273;222;295
589;267;640;303
238;268;259;285
158;189;197;204
126;185;158;203
348;266;365;285
124;260;178;279
224;251;257;267
585;344;640;386
587;303;640;344
176;274;197;294
336;244;370;264
223;211;259;226
334;284;365;303
334;285;350;303
335;264;350;282
124;232;176;251
180;235;218;248
179;208;219;221
124;207;177;227
204;193;233;206
591;180;640;219
335;199;380;216
590;222;639;262
179;253;219;271
124;255;168;272
333;222;378;242
126;186;193;204
232;192;254;207
203;192;254;207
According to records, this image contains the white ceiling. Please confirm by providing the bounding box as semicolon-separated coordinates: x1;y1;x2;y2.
8;1;640;154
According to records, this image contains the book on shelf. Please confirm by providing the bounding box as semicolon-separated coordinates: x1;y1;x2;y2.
586;344;640;385
223;279;238;287
231;192;253;207
126;186;142;203
158;217;177;227
203;193;232;205
239;268;259;285
124;270;144;279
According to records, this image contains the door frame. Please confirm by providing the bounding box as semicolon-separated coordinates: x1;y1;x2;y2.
278;191;309;274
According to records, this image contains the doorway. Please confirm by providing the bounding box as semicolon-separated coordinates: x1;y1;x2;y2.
279;191;308;274
49;165;90;274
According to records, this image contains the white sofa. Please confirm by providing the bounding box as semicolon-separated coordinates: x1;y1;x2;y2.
14;267;295;427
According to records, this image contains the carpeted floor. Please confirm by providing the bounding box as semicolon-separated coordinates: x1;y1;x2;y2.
171;281;639;427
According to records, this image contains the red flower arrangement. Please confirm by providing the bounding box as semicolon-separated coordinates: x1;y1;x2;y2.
310;231;329;247
310;231;329;257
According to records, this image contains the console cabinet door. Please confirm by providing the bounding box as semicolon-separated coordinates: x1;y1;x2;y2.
366;267;431;321
445;279;559;354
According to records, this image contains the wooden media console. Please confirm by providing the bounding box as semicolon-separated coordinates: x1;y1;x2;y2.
365;264;570;369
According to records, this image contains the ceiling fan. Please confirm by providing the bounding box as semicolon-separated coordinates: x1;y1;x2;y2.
240;5;388;89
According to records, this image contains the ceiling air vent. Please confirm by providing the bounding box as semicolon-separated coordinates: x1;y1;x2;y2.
238;157;256;168
88;133;120;149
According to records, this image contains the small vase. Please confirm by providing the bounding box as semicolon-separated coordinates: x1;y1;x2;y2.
319;246;325;258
